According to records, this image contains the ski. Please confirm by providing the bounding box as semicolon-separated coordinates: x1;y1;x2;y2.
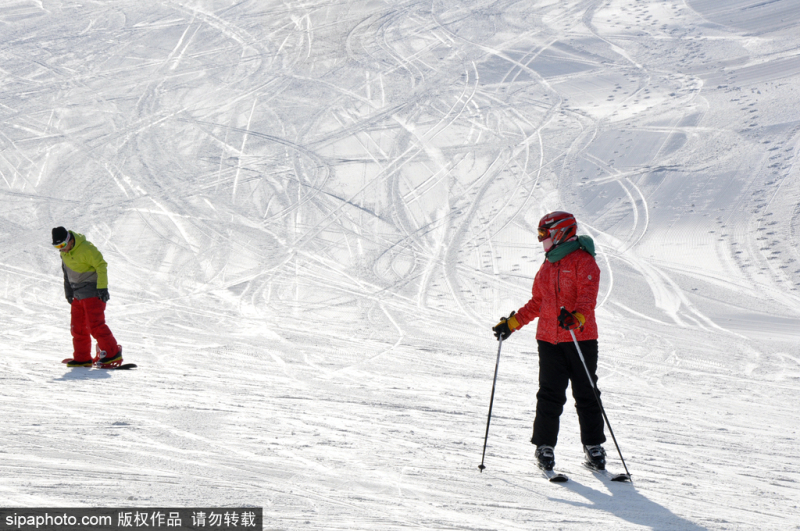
541;468;569;483
582;462;631;482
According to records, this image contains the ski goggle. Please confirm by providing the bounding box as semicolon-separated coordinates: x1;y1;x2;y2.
53;239;69;250
537;227;550;242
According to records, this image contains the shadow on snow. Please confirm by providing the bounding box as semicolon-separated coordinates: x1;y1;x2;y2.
553;478;708;530
54;368;114;381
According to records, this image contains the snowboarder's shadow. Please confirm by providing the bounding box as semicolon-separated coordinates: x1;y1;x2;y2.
54;368;113;381
555;477;708;530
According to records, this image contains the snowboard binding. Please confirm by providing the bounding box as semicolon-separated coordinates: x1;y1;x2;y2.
93;344;123;369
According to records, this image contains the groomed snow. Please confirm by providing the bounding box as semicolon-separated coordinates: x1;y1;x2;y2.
1;0;799;529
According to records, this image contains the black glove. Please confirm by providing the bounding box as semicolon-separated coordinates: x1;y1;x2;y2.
66;294;73;304
558;307;585;331
492;311;518;341
97;288;110;303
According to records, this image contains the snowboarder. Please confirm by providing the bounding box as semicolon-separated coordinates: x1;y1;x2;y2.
53;226;123;368
492;211;607;472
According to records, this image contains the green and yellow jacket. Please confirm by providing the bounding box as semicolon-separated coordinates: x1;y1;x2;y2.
60;231;108;300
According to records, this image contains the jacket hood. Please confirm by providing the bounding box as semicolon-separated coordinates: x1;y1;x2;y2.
64;231;87;255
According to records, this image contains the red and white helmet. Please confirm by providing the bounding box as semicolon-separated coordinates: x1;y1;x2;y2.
538;211;577;246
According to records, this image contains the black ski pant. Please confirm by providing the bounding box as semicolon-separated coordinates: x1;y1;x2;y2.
530;339;606;448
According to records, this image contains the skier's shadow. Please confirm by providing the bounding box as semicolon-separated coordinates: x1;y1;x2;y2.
555;476;708;530
54;368;113;381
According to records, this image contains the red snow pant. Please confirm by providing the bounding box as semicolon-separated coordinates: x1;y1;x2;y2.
70;297;119;362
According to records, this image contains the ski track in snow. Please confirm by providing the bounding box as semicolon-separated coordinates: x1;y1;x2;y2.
1;0;800;529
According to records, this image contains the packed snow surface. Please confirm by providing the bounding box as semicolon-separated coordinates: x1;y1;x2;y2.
1;0;800;529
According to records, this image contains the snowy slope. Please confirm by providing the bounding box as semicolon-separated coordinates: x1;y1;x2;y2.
1;0;800;529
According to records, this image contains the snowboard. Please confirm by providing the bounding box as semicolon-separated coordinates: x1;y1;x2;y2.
62;358;138;370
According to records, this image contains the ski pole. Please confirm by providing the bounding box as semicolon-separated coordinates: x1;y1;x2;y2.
568;328;632;480
478;336;503;472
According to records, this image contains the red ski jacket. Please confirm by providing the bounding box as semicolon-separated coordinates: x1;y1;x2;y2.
514;247;600;344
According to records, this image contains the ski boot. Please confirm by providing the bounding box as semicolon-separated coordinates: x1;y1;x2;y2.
535;445;556;471
95;345;123;369
66;359;93;367
584;444;606;471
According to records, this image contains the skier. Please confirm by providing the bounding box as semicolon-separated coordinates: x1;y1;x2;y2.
491;211;607;472
52;226;123;368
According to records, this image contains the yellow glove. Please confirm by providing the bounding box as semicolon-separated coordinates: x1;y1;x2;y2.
558;308;585;331
493;311;521;341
